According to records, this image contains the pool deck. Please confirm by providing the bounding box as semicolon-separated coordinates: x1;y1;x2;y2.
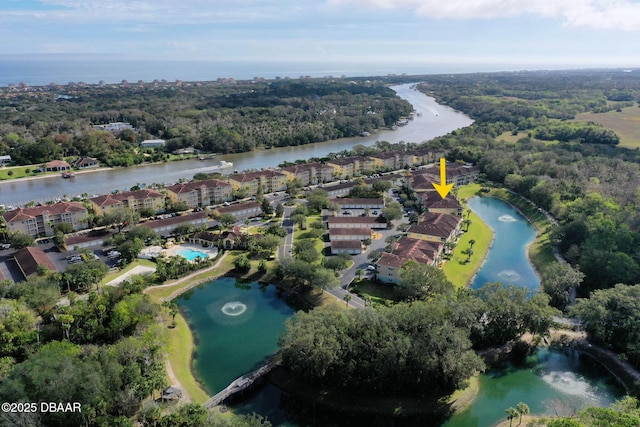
163;243;219;260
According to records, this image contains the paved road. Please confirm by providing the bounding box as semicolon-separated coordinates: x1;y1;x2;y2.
278;206;295;261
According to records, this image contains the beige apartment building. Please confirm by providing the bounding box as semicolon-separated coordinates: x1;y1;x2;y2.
2;201;88;237
90;189;165;216
166;178;233;208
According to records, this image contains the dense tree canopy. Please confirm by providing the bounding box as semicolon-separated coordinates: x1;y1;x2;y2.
279;301;484;397
0;78;412;166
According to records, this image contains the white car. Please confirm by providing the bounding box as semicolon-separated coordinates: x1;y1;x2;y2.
366;265;376;271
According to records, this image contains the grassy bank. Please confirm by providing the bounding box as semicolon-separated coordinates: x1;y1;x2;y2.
443;210;493;288
0;164;57;180
443;184;494;288
166;312;209;404
145;253;234;406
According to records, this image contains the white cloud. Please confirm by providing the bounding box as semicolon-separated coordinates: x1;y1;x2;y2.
326;0;640;31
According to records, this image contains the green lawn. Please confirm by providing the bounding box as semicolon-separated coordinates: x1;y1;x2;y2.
293;215;324;257
0;165;58;181
145;254;234;303
576;103;640;148
447;183;557;283
350;280;396;305
166;312;210;404
442;210;493;288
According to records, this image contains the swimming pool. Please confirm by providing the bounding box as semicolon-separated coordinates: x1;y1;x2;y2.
178;248;211;261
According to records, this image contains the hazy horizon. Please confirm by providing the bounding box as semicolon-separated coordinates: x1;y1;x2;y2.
1;1;639;73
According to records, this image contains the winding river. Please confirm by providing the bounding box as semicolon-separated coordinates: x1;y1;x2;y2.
0;83;472;206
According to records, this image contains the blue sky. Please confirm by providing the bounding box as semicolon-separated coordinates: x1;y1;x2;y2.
1;0;639;70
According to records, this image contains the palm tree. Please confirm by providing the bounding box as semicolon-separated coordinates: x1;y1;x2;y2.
363;295;372;307
469;239;476;249
505;407;519;427
343;293;352;308
516;402;530;425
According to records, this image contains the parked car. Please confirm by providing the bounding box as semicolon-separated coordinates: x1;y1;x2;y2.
1;244;10;250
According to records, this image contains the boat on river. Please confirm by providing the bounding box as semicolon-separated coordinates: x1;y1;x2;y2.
209;160;233;171
61;171;75;178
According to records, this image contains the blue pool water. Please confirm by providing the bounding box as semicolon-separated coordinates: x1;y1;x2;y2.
178;248;210;261
468;197;540;291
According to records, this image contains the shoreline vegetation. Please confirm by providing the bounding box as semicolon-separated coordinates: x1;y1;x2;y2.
443;184;494;287
482;187;557;273
137;180;631;425
145;253;234;405
145;182;561;417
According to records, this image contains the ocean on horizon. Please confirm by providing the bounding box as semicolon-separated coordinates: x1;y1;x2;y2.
0;56;518;87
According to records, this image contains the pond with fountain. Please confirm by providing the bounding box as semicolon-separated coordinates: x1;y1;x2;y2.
177;201;624;424
177;277;295;394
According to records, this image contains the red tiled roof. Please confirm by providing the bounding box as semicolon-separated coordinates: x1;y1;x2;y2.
410;173;436;190
2;201;87;224
330;240;362;249
329;227;371;236
45;160;70;168
369;151;398;160
90;189;164;207
14;247;56;278
214;201;261;214
407;212;461;239
329;198;384;206
327;216;387;225
72;156;99;167
228;169;287;183
422;163;480;178
327;158;357;166
166;178;231;195
419;192;462;210
378;237;442;268
64;230;114;246
281;164;313;174
140;212;208;229
323;182;357;192
192;231;219;242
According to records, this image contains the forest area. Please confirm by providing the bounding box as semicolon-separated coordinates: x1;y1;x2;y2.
278;70;640;420
2;70;640;426
0;79;412;167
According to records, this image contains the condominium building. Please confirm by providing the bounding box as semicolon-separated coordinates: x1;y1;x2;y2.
90;189;165;216
166;179;233;208
228;170;289;195
2;201;88;237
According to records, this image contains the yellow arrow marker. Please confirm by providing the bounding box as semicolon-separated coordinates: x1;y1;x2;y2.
432;158;454;199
